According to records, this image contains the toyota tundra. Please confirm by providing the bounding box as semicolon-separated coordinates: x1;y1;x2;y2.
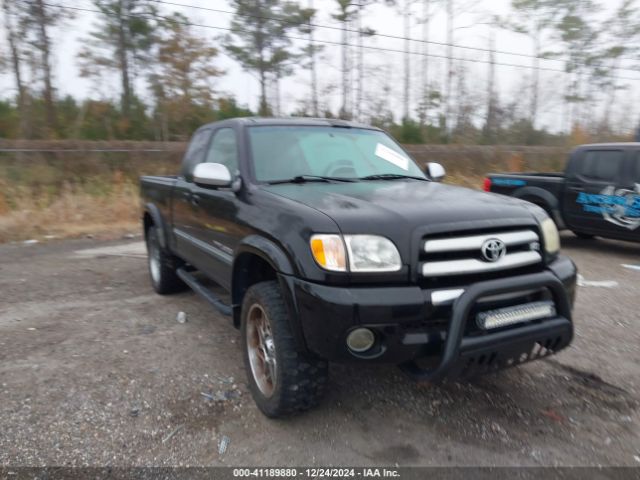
140;117;577;417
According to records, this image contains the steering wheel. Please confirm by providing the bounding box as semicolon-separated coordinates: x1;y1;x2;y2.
323;159;356;177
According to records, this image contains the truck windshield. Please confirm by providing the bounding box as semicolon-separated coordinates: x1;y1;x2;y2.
247;125;427;182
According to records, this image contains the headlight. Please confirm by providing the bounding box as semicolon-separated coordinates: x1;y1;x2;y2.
310;234;402;272
541;217;560;255
345;235;402;272
310;234;347;271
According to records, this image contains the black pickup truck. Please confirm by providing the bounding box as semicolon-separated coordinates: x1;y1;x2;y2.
141;117;577;417
485;143;640;242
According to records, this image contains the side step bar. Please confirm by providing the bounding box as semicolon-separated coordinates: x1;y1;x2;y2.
176;267;232;316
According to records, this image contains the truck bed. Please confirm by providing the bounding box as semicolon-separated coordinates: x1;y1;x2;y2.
485;172;566;225
489;172;564;184
140;176;178;224
486;172;564;191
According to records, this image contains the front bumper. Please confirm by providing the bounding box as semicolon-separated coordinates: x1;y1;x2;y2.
279;255;576;380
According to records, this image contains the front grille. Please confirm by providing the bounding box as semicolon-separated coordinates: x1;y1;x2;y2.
420;228;542;279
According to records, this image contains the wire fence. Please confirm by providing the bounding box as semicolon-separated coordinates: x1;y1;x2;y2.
0;140;569;188
0;140;566;155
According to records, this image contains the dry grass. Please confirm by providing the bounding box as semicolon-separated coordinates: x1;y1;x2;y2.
0;175;486;243
0;142;566;243
0;179;141;243
444;173;484;189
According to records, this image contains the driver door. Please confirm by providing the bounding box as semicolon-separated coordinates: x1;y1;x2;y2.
190;127;243;290
172;128;211;266
563;149;625;235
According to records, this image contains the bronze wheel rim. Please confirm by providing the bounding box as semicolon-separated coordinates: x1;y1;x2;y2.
246;304;277;397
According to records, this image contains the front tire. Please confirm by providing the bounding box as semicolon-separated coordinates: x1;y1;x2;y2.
241;281;328;417
146;227;185;294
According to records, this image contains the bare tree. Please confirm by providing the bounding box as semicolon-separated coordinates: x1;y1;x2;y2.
297;0;325;117
593;0;640;133
307;0;319;116
353;2;378;121
444;0;453;133
501;0;563;130
78;0;157;121
482;28;498;143
20;0;71;135
2;0;28;137
401;0;413;120
417;0;431;125
333;0;358;119
551;0;600;132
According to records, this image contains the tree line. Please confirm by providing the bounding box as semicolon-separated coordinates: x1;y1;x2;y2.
1;0;640;144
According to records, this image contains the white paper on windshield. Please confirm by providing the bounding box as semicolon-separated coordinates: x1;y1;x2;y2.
375;143;409;171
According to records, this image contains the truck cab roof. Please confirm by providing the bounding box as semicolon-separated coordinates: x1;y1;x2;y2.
572;142;640;151
198;116;382;132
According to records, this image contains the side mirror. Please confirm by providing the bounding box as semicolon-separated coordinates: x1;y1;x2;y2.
193;163;232;188
427;162;446;182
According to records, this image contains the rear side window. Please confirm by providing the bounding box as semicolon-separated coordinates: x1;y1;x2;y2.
634;153;640;182
578;150;623;182
181;129;211;181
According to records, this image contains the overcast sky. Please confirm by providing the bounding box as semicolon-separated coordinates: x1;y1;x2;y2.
1;0;638;133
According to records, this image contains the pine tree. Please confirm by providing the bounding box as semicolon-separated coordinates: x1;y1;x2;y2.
224;0;312;116
78;0;157;120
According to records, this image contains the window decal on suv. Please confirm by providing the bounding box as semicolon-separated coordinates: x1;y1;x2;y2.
576;185;640;230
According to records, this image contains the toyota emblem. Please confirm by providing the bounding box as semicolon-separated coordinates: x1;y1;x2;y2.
481;238;506;262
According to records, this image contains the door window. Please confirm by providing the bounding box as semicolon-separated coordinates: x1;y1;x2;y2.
204;128;239;174
578;150;623;182
181;129;211;181
634;153;640;182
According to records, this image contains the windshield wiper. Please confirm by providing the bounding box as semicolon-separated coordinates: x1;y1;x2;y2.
267;175;357;185
358;173;429;181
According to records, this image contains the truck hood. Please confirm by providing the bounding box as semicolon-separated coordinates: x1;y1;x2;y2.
261;180;540;240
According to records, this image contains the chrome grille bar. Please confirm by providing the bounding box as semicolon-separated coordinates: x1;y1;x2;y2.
422;251;542;277
424;230;538;253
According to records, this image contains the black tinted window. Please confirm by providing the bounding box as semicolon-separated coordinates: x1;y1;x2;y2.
181;129;211;180
204;128;239;173
634;154;640;182
579;150;623;181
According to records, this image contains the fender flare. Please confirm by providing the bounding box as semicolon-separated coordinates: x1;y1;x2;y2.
143;203;168;250
512;186;564;227
233;235;296;276
231;236;308;352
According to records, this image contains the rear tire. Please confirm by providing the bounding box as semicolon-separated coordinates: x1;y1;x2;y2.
241;280;328;418
146;227;186;294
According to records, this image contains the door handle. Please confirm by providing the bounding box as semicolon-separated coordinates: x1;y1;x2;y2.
191;194;201;206
568;186;585;192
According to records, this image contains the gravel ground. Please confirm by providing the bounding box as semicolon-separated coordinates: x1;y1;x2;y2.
0;233;638;467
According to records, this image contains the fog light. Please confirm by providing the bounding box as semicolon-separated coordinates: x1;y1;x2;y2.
346;328;375;353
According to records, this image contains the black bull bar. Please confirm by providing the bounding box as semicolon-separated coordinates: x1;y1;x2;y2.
400;271;574;382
